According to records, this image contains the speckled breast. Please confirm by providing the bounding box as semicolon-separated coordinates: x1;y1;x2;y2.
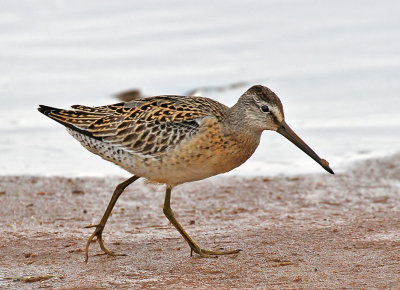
134;118;261;186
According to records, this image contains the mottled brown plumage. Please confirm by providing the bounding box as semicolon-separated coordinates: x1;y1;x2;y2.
38;85;334;261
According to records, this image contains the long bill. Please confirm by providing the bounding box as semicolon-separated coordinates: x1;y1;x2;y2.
277;121;334;174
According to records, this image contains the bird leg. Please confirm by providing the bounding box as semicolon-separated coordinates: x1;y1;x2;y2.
84;175;140;262
163;187;241;257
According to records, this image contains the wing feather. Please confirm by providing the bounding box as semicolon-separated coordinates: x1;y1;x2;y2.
40;96;228;156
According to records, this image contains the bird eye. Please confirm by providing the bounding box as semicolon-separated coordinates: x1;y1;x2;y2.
261;105;269;113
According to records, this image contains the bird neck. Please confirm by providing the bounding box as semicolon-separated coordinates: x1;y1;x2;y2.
225;98;263;136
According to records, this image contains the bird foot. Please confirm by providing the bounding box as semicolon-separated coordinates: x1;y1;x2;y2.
191;246;242;258
84;224;126;262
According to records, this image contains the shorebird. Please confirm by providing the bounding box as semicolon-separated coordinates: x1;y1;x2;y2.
38;85;334;262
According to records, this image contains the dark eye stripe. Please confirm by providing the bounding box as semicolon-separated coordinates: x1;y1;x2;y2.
261;105;269;112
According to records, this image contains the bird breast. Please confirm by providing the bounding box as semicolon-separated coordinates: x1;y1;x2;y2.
140;118;261;186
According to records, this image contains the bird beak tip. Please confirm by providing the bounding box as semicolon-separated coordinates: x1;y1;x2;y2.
321;159;335;174
326;167;335;175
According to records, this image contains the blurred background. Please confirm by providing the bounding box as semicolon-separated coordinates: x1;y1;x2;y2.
0;0;399;177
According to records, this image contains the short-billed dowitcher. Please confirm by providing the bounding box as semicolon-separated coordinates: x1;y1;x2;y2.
38;85;334;262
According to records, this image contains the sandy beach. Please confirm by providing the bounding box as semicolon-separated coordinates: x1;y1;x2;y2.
1;153;399;288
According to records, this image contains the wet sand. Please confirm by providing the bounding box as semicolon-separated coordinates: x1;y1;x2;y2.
1;154;400;288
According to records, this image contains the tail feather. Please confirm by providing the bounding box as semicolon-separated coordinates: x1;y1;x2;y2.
71;103;125;114
37;104;60;116
38;105;102;140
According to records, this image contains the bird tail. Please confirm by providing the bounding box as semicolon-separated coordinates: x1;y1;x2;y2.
38;105;104;140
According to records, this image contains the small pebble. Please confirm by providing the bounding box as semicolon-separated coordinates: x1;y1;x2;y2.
72;190;85;195
321;159;329;167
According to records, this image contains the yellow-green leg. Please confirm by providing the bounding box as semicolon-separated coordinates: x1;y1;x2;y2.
163;186;241;257
85;175;140;262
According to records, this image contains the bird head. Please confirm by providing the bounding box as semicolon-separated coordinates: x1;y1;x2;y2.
242;85;334;174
